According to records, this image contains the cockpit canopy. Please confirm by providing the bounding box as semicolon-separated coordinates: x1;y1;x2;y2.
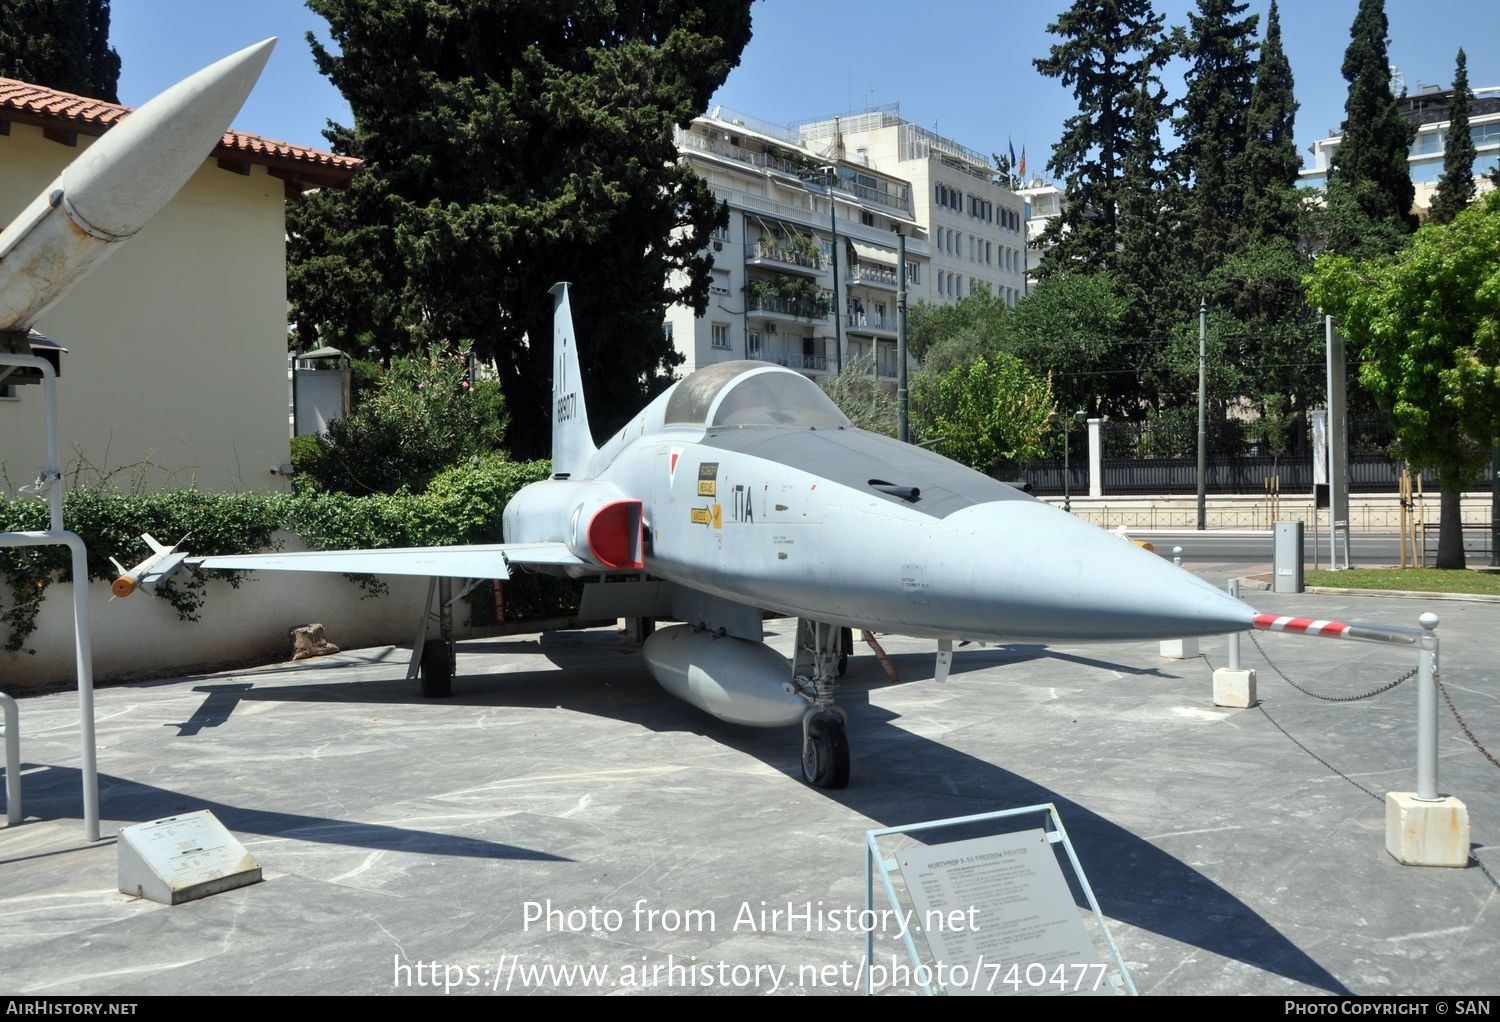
664;361;851;429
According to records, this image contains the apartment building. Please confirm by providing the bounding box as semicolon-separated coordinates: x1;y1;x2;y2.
1298;81;1500;214
669;106;931;385
795;107;1028;309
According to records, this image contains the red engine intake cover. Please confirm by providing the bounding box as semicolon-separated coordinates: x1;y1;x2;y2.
586;500;644;570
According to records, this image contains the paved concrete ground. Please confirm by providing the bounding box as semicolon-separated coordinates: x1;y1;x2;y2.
1;585;1496;996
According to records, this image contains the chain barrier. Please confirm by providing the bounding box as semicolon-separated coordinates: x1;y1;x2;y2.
1435;670;1500;771
1245;630;1498;888
1248;630;1415;701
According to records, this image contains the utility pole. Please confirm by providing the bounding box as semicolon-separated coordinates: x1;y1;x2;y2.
897;228;908;443
1196;296;1207;531
825;167;842;376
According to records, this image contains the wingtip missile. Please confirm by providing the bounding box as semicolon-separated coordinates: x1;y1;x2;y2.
0;38;276;331
109;534;190;598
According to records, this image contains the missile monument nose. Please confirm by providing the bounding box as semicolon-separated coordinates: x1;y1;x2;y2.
63;38;276;242
945;501;1256;641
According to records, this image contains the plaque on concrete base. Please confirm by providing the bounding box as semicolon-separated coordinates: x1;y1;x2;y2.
898;829;1110;996
118;810;262;905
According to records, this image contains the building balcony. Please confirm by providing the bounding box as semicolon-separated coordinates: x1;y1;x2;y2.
782;352;829;373
745;239;826;275
677;127;817;179
747;291;832;322
845;312;897;337
845;179;913;216
848;263;899;289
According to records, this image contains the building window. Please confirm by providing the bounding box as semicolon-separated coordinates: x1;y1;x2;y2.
748;331;763;358
905;260;920;286
860;210;875;227
712;323;731;349
937;273;945;296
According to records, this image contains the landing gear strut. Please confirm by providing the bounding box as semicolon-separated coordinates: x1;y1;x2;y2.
409;576;455;698
795;619;851;789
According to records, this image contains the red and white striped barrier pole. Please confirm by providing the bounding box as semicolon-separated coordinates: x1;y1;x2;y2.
1253;613;1422;647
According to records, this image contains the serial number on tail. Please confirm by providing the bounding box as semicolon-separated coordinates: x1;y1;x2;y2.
556;393;578;422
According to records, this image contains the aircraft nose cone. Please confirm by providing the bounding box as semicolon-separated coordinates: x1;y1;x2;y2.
944;501;1255;641
63;38;276;241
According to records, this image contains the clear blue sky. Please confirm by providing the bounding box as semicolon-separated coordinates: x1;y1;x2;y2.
111;0;1497;174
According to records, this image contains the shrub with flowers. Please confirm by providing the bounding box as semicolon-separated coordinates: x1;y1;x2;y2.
293;341;509;495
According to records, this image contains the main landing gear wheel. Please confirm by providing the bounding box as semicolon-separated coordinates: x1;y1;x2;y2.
801;714;850;789
419;642;452;699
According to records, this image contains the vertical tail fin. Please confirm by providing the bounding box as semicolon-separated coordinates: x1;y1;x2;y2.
549;282;598;477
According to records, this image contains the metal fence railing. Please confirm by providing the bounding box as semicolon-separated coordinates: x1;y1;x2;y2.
1023;453;1491;498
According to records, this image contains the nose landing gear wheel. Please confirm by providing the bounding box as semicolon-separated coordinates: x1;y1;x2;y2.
801;714;850;789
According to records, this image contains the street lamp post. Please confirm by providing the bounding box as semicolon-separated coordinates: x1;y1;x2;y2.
1063;408;1085;513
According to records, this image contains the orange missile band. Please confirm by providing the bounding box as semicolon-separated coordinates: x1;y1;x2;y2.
111;576;137;598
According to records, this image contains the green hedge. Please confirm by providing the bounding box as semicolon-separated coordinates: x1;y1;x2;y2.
0;456;576;655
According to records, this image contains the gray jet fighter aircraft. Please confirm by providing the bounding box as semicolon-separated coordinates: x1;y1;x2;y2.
185;284;1256;788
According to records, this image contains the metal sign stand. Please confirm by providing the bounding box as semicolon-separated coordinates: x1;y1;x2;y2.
863;803;1136;996
0;347;100;840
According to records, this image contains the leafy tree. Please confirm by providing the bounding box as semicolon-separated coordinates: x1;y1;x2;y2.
1172;0;1259;275
1208;239;1322;421
1325;0;1416;252
911;353;1056;477
1305;192;1500;568
906;284;1009;365
1001;271;1131;420
820;355;897;437
294;342;508;495
0;0;119;100
1033;0;1167;275
1238;0;1302;248
1428;49;1476;225
293;0;753;458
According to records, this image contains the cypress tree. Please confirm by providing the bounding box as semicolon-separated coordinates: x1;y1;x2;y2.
1117;68;1189;400
291;0;753;458
0;0;120;101
1238;0;1301;247
1428;49;1476;225
1173;0;1259;275
1326;0;1416;247
1033;0;1168;276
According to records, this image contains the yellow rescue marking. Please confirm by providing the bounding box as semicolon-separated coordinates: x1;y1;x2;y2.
690;507;712;526
712;503;722;529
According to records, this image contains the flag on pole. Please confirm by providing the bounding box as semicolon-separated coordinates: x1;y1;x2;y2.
1008;135;1017;177
1018;143;1027;181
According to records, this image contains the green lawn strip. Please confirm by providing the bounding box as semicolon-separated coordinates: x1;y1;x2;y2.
1300;568;1500;596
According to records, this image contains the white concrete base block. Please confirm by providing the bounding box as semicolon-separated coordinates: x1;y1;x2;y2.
1159;637;1199;659
1384;792;1470;867
1212;667;1257;708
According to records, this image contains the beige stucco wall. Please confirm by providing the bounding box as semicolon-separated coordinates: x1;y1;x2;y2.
1;121;292;494
5;569;471;690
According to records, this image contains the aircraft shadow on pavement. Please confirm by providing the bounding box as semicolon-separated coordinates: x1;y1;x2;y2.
189;635;1346;993
8;764;569;864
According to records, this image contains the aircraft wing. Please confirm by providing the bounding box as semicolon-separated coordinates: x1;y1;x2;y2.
193;542;582;580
